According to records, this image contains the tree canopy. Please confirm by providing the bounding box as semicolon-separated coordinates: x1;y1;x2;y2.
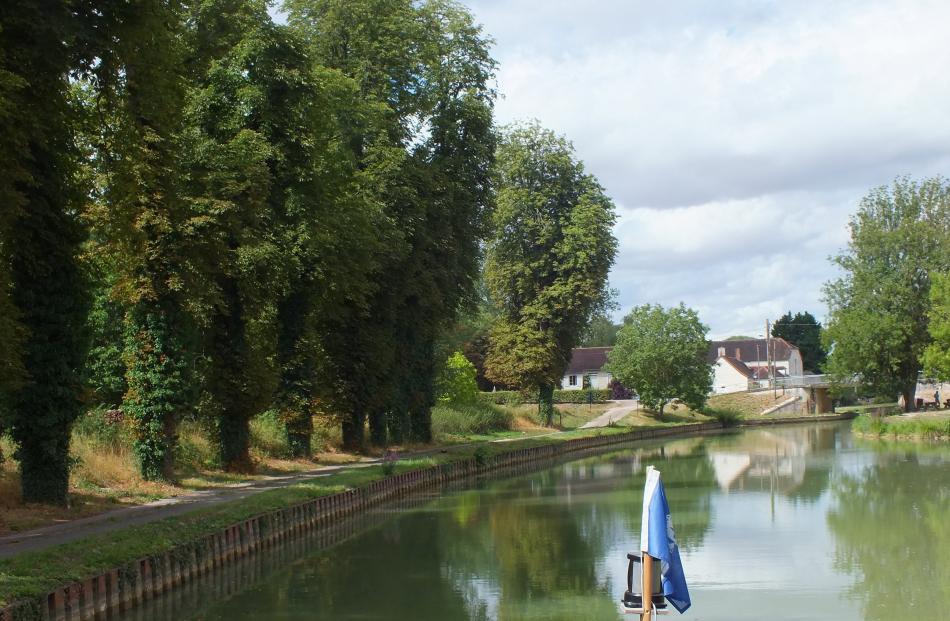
484;123;617;425
607;303;712;418
822;177;950;408
922;272;950;382
771;311;826;372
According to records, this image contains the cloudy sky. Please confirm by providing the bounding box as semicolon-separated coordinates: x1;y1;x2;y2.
464;0;950;338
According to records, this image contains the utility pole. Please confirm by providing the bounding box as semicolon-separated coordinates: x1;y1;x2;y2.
766;319;774;395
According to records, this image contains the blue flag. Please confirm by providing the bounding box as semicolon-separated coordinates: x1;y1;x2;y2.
641;466;691;613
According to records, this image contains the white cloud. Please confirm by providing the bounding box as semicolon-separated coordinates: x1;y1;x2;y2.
467;0;950;335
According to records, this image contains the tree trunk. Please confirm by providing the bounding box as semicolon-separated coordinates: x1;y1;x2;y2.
658;401;666;421
341;410;365;452
369;408;388;447
19;433;71;505
218;414;252;473
538;384;555;427
285;413;313;458
902;386;916;412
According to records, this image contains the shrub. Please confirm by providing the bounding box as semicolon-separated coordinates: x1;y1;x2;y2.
552;389;612;404
431;402;513;436
478;389;612;405
703;407;742;427
436;352;479;404
250;410;292;459
477;390;525;405
608;379;633;400
72;406;129;451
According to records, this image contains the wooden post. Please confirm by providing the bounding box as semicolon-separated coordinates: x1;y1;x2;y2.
640;553;654;621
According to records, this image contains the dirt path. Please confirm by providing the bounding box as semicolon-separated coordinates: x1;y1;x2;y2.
580;399;639;428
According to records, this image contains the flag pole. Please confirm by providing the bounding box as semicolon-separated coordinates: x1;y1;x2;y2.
640;553;654;621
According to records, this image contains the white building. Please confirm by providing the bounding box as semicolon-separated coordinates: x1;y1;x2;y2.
708;338;804;395
561;347;613;390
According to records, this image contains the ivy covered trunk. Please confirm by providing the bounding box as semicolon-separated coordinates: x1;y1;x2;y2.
216;413;252;472
124;306;188;481
538;384;555;427
284;408;313;458
3;0;90;506
10;206;88;504
369;408;388;448
341;409;365;452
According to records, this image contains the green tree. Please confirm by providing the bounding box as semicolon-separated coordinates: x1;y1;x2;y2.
435;352;479;404
922;272;950;381
579;313;620;347
607;303;712;418
287;0;496;449
88;0;206;480
0;1;91;504
823;178;950;409
771;310;826;372
484;123;617;426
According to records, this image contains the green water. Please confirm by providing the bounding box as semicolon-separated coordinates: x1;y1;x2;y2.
134;423;950;620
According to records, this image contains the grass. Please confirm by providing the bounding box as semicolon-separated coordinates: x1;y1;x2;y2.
852;412;950;440
0;409;347;535
706;390;797;417
431;401;513;438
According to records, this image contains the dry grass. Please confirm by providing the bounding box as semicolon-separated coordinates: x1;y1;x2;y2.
707;390;791;417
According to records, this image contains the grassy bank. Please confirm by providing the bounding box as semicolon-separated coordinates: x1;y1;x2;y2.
852;412;950;440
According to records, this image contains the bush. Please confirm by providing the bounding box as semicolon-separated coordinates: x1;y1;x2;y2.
552;389;612;404
250;410;293;459
431;402;513;436
703;407;742;427
477;390;525;405
608;379;633;400
72;406;129;450
852;413;950;439
478;388;612;405
436;352;479;404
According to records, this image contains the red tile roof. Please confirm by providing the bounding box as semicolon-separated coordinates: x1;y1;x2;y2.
707;338;798;364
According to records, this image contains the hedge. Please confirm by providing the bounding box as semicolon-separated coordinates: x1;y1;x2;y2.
478;389;612;405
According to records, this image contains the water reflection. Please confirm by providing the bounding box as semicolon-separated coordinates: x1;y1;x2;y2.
121;422;949;621
828;448;950;620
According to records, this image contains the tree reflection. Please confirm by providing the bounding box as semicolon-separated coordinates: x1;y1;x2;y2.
828;452;950;620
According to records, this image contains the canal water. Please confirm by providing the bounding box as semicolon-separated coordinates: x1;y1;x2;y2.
129;422;950;620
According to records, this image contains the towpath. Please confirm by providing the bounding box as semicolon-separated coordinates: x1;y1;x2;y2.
580;399;639;428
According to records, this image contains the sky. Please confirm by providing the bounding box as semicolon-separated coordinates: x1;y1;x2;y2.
464;0;950;338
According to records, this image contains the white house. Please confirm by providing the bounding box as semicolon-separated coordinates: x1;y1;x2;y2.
561;347;613;390
708;338;803;394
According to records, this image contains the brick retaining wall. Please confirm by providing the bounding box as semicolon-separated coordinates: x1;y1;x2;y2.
0;413;854;621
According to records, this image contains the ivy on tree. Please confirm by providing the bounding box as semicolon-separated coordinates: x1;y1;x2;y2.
0;1;91;504
484;123;617;426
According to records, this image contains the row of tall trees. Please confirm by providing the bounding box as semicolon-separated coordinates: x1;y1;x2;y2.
0;0;497;503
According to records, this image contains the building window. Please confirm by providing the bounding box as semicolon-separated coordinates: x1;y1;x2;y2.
569;375;577;386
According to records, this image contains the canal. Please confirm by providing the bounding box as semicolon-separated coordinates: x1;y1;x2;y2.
126;422;949;620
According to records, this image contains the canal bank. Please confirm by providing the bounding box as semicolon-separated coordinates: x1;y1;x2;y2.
0;413;854;621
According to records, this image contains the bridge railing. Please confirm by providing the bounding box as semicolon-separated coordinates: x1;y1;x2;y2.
774;374;832;388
